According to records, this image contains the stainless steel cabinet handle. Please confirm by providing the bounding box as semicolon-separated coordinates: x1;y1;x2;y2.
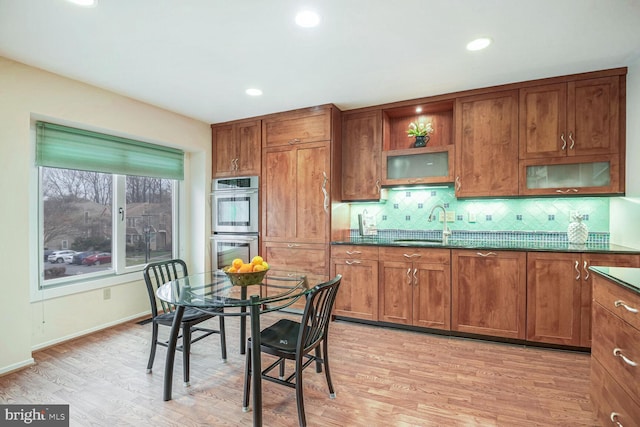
610;412;623;427
476;252;497;257
569;132;575;150
345;260;361;265
613;348;638;367
583;260;590;280
375;179;381;194
288;138;301;145
574;260;580;280
413;268;418;286
555;188;580;193
403;253;421;259
322;171;329;213
560;133;567;150
455;176;461;191
406;268;412;286
346;250;362;256
287;244;301;248
614;300;639;314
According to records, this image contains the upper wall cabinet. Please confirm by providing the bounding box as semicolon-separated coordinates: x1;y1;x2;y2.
262;106;331;148
519;76;620;159
455;90;520;198
212;119;261;178
381;101;455;186
341;110;383;201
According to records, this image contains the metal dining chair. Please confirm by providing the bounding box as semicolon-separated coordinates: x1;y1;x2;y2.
143;259;227;386
242;275;342;427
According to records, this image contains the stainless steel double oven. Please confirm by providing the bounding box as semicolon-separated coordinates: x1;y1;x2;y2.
211;176;259;270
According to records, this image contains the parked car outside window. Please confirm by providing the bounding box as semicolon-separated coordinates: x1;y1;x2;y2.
82;252;112;266
48;250;77;264
70;251;99;265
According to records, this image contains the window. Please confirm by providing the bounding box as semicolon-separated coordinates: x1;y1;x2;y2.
36;121;184;289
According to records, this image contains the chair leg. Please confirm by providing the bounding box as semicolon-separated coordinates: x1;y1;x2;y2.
295;357;307;427
322;340;336;399
146;322;159;373
314;346;322;373
219;315;227;361
182;324;192;387
279;359;285;380
242;342;251;412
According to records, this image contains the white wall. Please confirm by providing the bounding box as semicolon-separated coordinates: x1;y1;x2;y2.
610;57;640;248
0;57;211;374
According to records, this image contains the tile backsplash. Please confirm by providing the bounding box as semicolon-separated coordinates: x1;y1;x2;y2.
349;186;610;235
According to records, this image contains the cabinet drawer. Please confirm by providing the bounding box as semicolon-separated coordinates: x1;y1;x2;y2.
331;245;378;260
592;302;640;401
379;247;450;264
262;108;331;147
263;242;328;276
593;274;640;331
591;358;640;426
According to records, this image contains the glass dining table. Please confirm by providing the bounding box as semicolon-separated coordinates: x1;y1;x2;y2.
156;269;314;427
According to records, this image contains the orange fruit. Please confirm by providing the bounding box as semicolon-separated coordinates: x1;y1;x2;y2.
253;264;266;272
261;261;269;269
251;255;264;266
238;263;253;273
232;258;244;269
227;266;237;273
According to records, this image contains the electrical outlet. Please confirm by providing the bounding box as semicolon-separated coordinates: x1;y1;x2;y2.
468;212;477;223
446;211;456;222
103;288;111;300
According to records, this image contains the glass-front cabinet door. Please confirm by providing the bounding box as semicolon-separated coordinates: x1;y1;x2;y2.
519;155;622;195
382;145;454;186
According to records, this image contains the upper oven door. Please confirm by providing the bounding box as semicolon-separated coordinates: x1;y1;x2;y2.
212;189;259;234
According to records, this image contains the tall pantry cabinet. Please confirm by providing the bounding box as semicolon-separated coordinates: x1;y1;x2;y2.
260;105;342;302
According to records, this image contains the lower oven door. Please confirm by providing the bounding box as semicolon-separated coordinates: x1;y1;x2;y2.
211;234;259;271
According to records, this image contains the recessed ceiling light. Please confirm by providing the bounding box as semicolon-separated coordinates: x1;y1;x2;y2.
416;107;423;113
67;0;98;7
466;37;492;51
295;10;320;28
246;88;263;96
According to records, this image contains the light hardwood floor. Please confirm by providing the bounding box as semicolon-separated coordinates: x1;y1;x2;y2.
0;314;599;426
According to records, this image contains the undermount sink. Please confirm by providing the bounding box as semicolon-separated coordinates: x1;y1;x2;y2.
392;239;443;246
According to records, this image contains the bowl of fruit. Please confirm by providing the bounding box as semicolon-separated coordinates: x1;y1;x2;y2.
223;256;270;286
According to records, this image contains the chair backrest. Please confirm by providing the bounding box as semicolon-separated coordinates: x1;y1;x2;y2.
143;259;188;317
297;275;342;354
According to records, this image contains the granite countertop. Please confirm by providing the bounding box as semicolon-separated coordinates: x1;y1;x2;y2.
332;237;640;254
590;266;640;295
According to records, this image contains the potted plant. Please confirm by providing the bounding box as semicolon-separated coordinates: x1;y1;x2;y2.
407;121;434;147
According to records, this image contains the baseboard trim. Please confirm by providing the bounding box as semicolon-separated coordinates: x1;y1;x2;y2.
0;358;35;376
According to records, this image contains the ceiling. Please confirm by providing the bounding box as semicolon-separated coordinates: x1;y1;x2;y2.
1;0;640;124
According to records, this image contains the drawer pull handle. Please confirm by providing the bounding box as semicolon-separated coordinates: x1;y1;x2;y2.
345;250;362;256
614;300;639;314
476;252;496;257
610;412;623;426
613;348;638;367
406;268;412;286
413;268;418;286
345;260;361;265
287;244;301;248
582;260;589;280
574;260;581;280
403;253;421;259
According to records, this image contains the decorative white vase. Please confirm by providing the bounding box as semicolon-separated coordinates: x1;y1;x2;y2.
568;214;588;245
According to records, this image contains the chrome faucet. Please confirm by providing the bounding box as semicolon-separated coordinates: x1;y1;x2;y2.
428;204;451;244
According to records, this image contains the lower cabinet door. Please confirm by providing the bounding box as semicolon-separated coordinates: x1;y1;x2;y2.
330;258;379;321
452;250;526;339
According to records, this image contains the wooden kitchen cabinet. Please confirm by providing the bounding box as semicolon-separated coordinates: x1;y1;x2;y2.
330;245;379;321
451;250;526;339
262;106;331;148
262;140;331;243
591;271;640;426
519;76;621;159
212;119;261;177
379;247;450;330
454;90;519;197
341;110;382;201
526;252;640;347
